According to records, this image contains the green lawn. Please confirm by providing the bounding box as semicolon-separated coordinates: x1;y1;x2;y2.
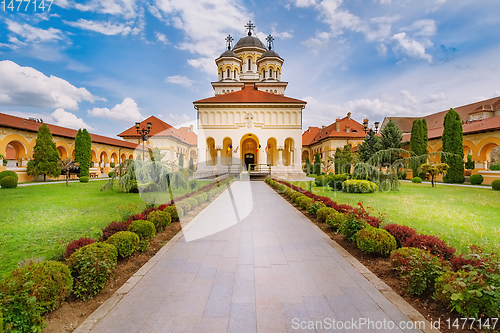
0;180;209;278
291;181;500;255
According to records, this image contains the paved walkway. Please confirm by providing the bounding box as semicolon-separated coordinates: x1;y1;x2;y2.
82;181;428;333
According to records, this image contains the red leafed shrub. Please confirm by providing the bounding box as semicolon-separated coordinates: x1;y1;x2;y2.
64;237;95;259
101;221;130;241
142;207;157;217
403;234;456;261
363;216;382;228
127;214;146;223
158;204;169;211
383;224;418;248
450;245;486;271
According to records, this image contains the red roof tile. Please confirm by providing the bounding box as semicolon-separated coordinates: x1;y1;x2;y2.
193;85;306;104
118;116;196;146
177;127;197;145
303;116;367;146
0;112;138;149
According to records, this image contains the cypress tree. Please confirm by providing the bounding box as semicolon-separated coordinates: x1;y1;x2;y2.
442;108;465;183
380;120;402;164
410;119;427;176
179;153;184;168
358;132;382;162
75;129;91;177
304;156;312;174
188;157;194;174
314;152;321;175
26;124;61;181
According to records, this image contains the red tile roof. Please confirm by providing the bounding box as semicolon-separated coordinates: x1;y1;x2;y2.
0;112;138;149
302;116;367;146
118;116;197;146
193;85;306;104
402;114;500;142
177;127;197;145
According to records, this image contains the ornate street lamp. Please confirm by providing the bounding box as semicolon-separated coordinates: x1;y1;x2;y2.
363;119;380;155
135;121;152;161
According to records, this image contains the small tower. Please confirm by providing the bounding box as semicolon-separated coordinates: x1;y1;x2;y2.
257;34;284;82
215;35;242;85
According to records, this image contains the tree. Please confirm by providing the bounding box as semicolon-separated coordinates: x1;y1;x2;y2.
442;108;465;183
304;156;312;174
179;153;184;169
410;119;428;176
27;124;61;181
322;157;334;174
358;132;382;162
334;144;356;174
60;158;79;186
465;154;475;170
74;129;91;178
380;120;402;164
421;163;449;187
188;157;195;175
314;152;321;175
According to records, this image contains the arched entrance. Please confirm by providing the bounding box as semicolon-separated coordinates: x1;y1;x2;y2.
5;140;28;168
222;137;232;166
284;137;295;166
57;146;68;160
479;143;500;169
267;138;277;166
206;137;216;166
240;134;259;170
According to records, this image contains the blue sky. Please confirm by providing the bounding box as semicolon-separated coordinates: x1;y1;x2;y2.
1;0;499;138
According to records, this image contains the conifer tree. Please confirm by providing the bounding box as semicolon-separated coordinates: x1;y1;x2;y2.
334;144;356;174
179;153;184;168
442;108;465;183
410;119;428;176
75;129;91;177
304;156;312;174
380;120;402;164
358;132;382;162
27;124;61;181
314;152;321;175
188;157;195;174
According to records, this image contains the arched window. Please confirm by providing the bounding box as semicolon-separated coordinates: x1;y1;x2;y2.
263;70;266;78
234;70;237;78
227;69;230;78
276;71;278;79
248;59;251;71
221;71;224;79
269;68;273;77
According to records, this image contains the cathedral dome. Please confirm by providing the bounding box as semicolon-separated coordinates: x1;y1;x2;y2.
234;35;266;49
219;49;238;58
260;49;281;59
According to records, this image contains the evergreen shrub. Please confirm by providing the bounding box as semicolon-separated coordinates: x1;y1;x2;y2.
298;196;313;210
327;174;349;191
342;179;378;193
339;215;367;241
383;224;417;248
0;170;18;183
0;176;17;188
147;210;171;231
325;210;346;230
316;207;335;222
105;231;139;258
79;176;89;183
492;179;500;191
64;237;95;259
67;242;118;300
403;234;456;261
356;227;397;256
128;220;155;239
411;177;422;183
469;174;483;185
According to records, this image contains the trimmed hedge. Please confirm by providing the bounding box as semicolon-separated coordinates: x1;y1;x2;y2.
147;210;172;232
492;179;500;191
79;176;90;183
0;170;18;183
327;174;349;191
356;227;396;256
0;176;17;188
383;224;417;248
403;234;456;261
342;180;378;193
105;231;139;258
128;220;156;239
325;210;346;230
469;174;483;185
412;177;422;183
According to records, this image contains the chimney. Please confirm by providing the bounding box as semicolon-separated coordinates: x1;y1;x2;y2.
336;119;341;132
189;124;193;132
308;126;311;133
347;112;351;120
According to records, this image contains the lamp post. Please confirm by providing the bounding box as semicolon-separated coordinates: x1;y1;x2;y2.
135;121;152;161
363;119;380;156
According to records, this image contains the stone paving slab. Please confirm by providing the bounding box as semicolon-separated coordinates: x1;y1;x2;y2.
77;181;439;333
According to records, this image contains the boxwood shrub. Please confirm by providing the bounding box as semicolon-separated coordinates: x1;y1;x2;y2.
128;220;156;239
105;231;139;258
0;170;18;183
469;174;483;185
67;242;118;300
164;205;181;221
411;177;422;183
342;180;378;193
356;227;397;256
325;210;346;230
314;175;326;187
79;176;90;183
0;176;17;188
339;215;368;241
307;201;325;215
298;196;313;210
492;179;500;191
316;207;336;223
327;174;349;191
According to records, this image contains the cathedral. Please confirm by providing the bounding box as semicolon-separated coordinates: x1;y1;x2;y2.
193;22;306;179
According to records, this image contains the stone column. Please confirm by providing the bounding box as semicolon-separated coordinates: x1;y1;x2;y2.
277;146;284;167
215;145;223;167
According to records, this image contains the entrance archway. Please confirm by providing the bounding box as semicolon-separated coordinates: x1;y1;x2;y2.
222;137;232;166
284;137;295;166
240;134;259;170
5;140;28;168
206;137;216;166
267;138;277;166
479;143;500;168
57;146;68;160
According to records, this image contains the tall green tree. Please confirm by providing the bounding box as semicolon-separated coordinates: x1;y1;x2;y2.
410;119;428;176
334;144;356;174
178;153;184;168
442;108;465;183
27;124;61;181
304;156;312;174
74;129;91;177
380;120;402;164
358;132;382;162
188;157;195;174
314;152;321;175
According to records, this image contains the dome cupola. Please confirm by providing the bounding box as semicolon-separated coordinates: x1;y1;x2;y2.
215;35;242;82
257;34;283;82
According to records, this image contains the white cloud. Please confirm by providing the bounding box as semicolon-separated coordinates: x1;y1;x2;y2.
5;19;63;42
187;57;215;75
155;31;168;44
0;60;95;110
88;97;143;122
290;0;317;7
147;4;162;19
51;108;94;130
425;92;447;103
165;75;195;87
64;19;139;36
377;43;388;57
161;113;191;126
154;0;250;68
391;32;433;63
403;19;437;37
74;0;138;19
271;27;293;40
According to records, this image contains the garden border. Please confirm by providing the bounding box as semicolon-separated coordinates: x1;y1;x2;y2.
73;181;234;333
270;183;441;333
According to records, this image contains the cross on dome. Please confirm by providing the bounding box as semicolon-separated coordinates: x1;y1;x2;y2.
225;35;234;50
245;21;256;36
266;34;274;50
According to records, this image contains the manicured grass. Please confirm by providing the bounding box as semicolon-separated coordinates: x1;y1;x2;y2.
0;180;209;278
291;181;500;255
